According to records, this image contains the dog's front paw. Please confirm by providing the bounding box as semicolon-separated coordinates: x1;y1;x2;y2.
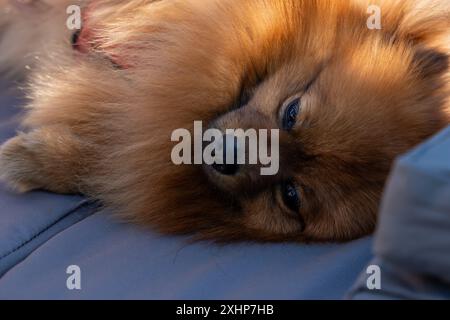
1;127;87;194
0;133;46;192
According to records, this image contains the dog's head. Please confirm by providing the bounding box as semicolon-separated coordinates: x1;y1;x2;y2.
76;0;449;242
181;0;448;242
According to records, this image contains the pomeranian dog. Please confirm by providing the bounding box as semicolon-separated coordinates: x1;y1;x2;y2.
0;0;449;242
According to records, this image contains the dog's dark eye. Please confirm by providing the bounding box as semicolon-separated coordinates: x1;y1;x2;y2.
281;181;301;212
282;98;301;131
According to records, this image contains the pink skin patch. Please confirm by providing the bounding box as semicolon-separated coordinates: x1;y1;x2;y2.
72;2;130;69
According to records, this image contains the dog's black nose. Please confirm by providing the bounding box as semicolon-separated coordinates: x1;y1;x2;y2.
212;135;239;175
212;162;239;175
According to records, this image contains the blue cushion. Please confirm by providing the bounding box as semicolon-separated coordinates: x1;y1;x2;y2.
349;126;450;299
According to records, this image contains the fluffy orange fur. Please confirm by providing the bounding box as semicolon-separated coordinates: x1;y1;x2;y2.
0;0;449;242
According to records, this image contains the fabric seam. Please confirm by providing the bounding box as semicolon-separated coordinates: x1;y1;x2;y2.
0;200;97;261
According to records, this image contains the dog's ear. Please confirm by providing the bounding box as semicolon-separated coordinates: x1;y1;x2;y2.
380;1;449;79
413;48;449;79
380;0;450;45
